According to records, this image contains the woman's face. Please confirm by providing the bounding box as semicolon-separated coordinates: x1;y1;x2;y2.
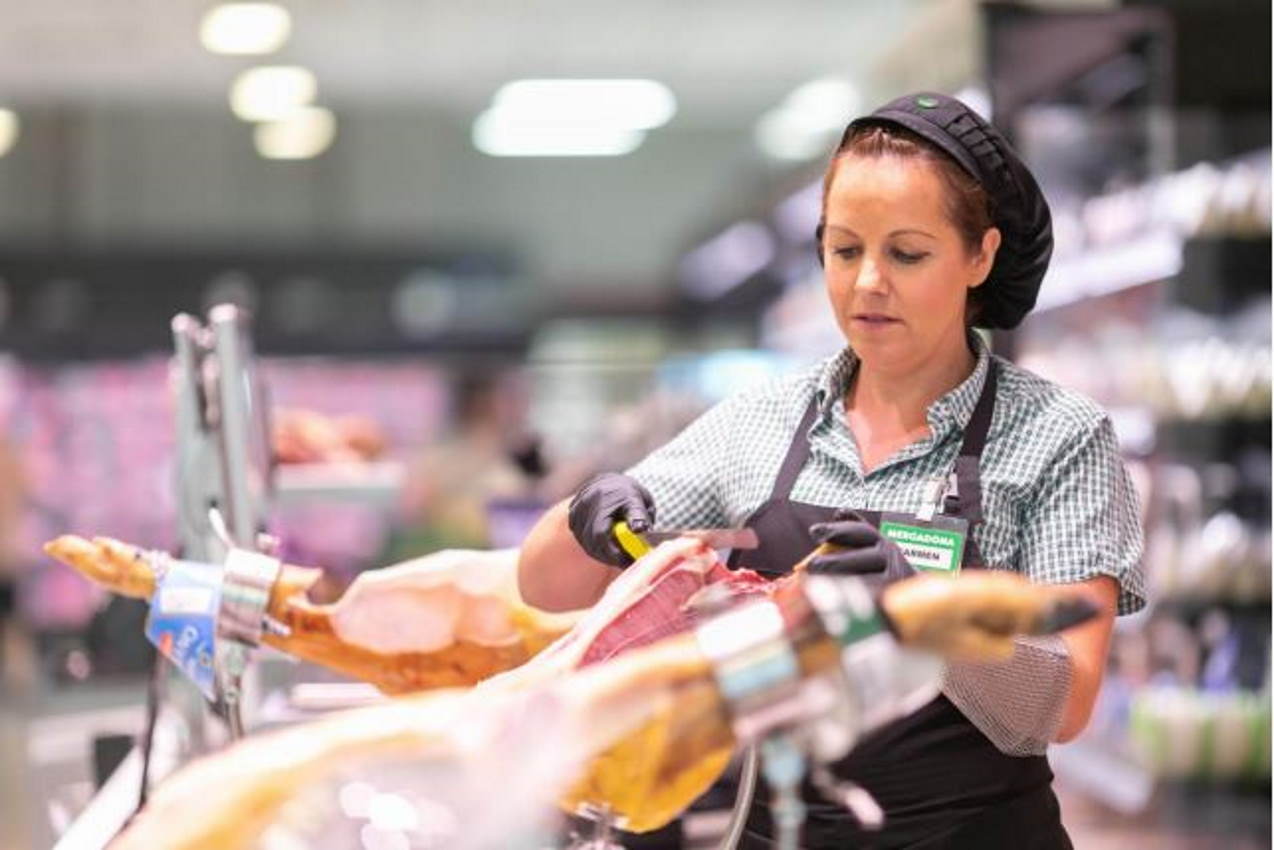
822;154;999;374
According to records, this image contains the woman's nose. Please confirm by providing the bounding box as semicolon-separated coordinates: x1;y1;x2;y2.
854;256;886;294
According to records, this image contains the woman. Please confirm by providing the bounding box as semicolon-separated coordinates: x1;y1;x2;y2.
519;92;1145;849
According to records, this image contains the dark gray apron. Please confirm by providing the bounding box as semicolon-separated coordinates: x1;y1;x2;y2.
726;360;1072;849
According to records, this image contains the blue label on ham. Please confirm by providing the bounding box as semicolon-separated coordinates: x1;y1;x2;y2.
144;558;222;700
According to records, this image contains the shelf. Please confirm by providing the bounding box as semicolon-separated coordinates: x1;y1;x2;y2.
1034;230;1183;313
273;461;404;506
1030;151;1271;315
1150;595;1272;617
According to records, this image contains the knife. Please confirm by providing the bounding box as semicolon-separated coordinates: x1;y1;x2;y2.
612;521;759;561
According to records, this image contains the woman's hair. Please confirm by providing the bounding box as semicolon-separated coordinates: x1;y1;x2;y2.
820;122;996;324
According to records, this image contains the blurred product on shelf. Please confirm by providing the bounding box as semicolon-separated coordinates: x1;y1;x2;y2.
1069;599;1270;802
1037;151;1271;312
1130;688;1270;782
1053;151;1271;259
1017;299;1271;426
1147;498;1271;606
272;407;387;464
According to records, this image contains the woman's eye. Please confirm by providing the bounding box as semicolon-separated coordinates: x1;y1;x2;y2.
892;249;928;264
833;246;861;260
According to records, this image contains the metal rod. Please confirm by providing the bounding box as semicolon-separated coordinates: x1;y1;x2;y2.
225;692;245;740
716;745;760;850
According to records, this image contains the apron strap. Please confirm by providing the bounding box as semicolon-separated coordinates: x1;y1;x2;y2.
766;358;998;533
956;358;998;460
769;396;821;502
943;359;998;525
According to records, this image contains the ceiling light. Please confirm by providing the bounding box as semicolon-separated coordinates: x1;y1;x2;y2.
200;3;291;55
784;77;860;129
254;106;335;159
491;79;676;131
472;109;644;157
755;109;835;161
0;110;17;157
230;66;316;122
755;76;860;162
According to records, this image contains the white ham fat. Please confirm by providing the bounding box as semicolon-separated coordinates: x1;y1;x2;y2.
330;549;525;654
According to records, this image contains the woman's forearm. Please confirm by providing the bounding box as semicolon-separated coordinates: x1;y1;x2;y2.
1055;575;1119;742
518;499;618;612
943;574;1118;754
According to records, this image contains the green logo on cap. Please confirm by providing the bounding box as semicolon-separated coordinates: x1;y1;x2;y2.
916;95;940;109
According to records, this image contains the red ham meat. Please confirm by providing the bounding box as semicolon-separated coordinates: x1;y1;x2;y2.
578;546;772;666
485;537;778;690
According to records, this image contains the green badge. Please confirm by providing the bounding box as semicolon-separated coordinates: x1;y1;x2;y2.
881;521;965;575
915;95;940;109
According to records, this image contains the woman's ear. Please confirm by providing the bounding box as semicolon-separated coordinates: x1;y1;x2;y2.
969;227;1002;289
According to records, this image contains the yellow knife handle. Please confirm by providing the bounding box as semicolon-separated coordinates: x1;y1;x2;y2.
793;542;843;573
612;520;652;561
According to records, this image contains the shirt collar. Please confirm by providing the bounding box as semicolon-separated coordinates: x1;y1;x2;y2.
812;332;992;436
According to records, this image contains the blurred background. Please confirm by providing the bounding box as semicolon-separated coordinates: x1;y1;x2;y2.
0;1;1268;848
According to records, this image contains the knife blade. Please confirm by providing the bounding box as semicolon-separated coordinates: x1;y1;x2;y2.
611;521;759;562
639;527;760;550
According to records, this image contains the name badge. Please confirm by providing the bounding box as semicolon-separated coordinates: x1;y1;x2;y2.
879;511;968;576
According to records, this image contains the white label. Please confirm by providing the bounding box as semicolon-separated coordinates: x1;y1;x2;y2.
158;586;216;615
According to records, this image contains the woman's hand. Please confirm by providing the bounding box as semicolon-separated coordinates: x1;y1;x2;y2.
805;509;914;580
567;473;657;568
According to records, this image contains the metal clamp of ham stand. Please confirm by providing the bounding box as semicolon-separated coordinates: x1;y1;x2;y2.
694;575;942;850
211;531;286;738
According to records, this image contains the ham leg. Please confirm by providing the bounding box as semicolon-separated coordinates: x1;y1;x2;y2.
44;536;581;694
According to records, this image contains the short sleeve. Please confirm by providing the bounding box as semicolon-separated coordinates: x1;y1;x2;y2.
625;396;737;530
1017;416;1146;615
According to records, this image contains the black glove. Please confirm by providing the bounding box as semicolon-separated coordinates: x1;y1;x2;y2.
568;472;657;568
807;509;915;581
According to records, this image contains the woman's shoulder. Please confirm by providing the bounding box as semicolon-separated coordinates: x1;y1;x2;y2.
991;354;1110;439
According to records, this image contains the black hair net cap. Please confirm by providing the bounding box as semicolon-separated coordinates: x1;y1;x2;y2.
841;92;1053;330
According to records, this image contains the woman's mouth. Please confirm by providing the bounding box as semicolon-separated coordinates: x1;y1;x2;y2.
852;313;902;327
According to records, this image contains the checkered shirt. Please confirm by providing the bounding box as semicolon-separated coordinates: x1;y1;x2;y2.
628;335;1147;615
